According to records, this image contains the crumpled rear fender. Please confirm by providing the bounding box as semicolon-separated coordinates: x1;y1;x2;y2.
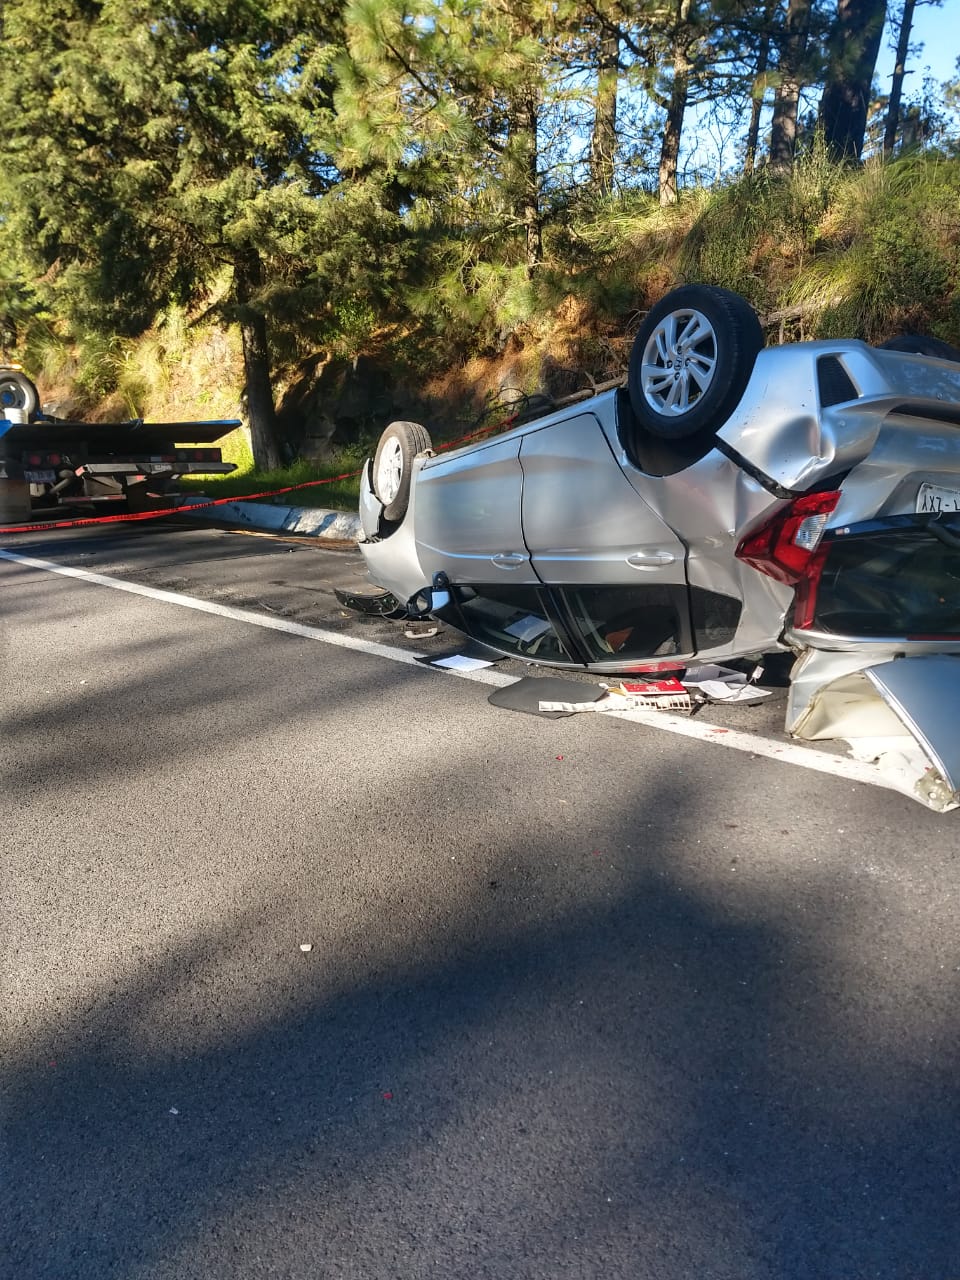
787;648;960;812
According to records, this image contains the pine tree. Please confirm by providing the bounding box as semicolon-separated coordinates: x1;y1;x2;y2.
0;0;345;467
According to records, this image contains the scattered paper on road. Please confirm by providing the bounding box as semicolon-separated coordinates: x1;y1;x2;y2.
432;654;496;671
679;662;771;704
683;679;771;703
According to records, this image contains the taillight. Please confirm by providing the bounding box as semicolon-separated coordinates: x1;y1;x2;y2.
736;491;841;629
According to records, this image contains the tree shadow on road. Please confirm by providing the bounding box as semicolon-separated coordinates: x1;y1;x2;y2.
4;761;959;1280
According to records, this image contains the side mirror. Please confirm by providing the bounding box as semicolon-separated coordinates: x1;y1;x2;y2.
410;587;451;616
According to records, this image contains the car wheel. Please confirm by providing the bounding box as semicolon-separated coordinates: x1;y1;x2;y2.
372;420;433;522
877;333;960;364
0;369;39;419
627;285;763;439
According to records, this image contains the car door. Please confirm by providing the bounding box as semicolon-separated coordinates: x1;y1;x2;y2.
519;413;694;665
412;434;539;585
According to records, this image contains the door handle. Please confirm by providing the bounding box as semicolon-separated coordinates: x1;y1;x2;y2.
626;550;676;568
492;552;527;569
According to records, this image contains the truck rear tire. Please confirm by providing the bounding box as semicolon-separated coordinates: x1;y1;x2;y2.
0;369;40;420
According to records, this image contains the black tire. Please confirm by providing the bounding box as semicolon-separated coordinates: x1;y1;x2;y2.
0;369;39;419
627;285;763;439
877;333;960;364
372;420;433;522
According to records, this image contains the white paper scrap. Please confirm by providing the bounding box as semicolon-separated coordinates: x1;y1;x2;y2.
539;693;692;714
538;699;607;713
682;680;771;703
432;654;496;671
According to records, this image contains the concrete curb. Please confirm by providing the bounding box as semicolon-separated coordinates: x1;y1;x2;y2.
181;497;362;541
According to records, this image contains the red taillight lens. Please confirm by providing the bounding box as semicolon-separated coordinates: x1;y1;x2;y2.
735;491;842;629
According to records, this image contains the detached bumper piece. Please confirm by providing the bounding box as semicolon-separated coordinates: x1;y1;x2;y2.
334;587;406;618
789;654;960;812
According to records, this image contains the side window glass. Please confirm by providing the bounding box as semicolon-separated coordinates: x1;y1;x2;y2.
562;585;688;661
690;588;742;649
453;585;572;662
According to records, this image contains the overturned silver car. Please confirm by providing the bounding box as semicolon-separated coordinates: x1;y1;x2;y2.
358;285;960;810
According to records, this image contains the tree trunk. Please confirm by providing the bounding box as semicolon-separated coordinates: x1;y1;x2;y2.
658;0;693;207
235;250;281;471
818;0;887;162
744;34;771;174
882;0;916;157
514;83;542;275
590;31;619;198
745;0;778;174
769;0;813;172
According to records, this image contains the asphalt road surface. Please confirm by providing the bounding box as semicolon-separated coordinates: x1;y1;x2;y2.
2;517;959;1280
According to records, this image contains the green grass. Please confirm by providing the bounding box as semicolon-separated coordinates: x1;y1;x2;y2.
179;452;366;512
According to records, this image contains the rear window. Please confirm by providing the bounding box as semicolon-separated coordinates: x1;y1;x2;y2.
815;518;960;637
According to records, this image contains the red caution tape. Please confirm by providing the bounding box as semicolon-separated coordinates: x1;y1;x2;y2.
0;413;520;536
0;470;360;535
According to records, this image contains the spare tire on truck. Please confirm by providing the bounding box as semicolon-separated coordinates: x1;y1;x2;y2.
627;285;763;440
0;368;39;420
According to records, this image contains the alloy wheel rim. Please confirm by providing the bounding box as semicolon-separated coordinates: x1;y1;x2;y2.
376;437;404;503
640;307;718;416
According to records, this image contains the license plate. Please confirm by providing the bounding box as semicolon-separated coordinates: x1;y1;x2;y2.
24;469;55;484
916;483;960;514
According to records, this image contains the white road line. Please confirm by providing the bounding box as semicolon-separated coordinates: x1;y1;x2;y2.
0;548;515;687
0;547;899;793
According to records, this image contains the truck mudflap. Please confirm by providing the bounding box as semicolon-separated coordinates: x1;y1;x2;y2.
787;651;960;811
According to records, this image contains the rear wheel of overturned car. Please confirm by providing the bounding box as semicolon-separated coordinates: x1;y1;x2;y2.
877;333;960;364
0;369;39;419
372;420;433;522
627;285;764;439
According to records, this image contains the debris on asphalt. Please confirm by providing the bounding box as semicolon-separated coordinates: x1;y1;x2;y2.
431;653;496;671
679;663;771;704
533;665;780;715
488;676;605;718
537;676;692;714
540;690;691;713
333;586;405;617
605;676;692;712
299;942;313;952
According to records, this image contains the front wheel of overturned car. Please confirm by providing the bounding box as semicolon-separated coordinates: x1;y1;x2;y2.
627;285;764;440
372;420;433;523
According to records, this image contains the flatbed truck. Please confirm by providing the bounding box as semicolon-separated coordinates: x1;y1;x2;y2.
0;366;239;524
